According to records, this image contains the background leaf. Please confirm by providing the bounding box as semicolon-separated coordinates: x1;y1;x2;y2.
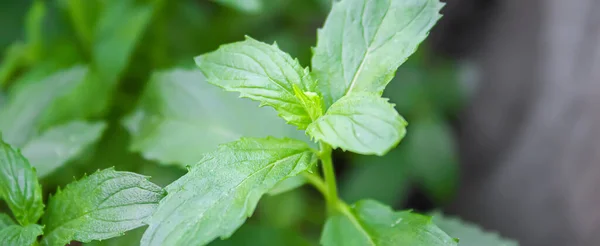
209;223;312;246
141;137;317;246
340;150;410;205
431;212;519;246
41;168;165;246
311;0;444;107
307;93;407;155
0;139;44;225
0;224;43;246
321;200;456;246
0;213;16;229
22;121;107;178
0;66;87;147
212;0;263;14
195;37;318;129
124;68;308;166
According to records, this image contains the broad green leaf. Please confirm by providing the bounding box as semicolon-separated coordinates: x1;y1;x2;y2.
311;0;444;107
195;37;319;129
307;93;407;155
0;66;88;147
213;0;263;13
22;121;107;178
0;224;43;246
321;200;457;246
41;168;166;246
0;213;16;229
124;69;307;166
431;212;519;246
141;137;318;246
93;0;156;83
209;223;311;246
0;139;44;225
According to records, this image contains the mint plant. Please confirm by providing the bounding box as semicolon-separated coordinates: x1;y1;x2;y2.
0;0;522;245
141;0;456;245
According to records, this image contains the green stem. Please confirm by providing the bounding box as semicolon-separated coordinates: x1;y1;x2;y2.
302;172;327;196
319;142;339;213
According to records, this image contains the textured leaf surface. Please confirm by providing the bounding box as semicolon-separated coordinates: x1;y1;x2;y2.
321;200;457;246
307;93;407;155
0;213;16;229
22;121;107;178
124;69;307;166
312;0;444;106
141;137;318;246
0;224;43;246
432;212;519;246
0;66;88;147
195;37;318;129
0;139;44;225
41;168;165;246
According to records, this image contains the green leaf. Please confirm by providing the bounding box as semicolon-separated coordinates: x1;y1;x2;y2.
213;0;263;13
0;224;43;246
307;93;407;155
321;200;457;246
124;69;307;166
25;0;46;61
93;0;156;83
0;213;16;229
0;42;28;87
0;138;44;225
141;137;318;246
195;36;318;129
0;66;88;147
41;168;166;246
209;223;311;246
22;121;107;178
431;212;519;246
311;0;444;107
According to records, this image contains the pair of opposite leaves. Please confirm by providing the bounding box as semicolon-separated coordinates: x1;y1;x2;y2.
142;0;451;246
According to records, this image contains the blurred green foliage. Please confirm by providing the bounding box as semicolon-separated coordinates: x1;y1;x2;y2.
0;0;464;245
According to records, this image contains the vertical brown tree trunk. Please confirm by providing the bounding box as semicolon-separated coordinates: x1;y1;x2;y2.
448;0;600;245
